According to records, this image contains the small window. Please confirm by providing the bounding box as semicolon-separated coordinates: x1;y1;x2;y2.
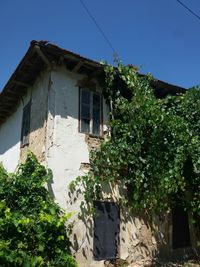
79;89;102;136
93;201;120;260
172;206;191;249
21;101;31;147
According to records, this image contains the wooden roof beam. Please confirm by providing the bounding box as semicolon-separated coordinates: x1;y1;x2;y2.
0;109;13;116
11;80;31;87
0;94;19;100
88;69;103;79
72;61;83;73
24;60;34;67
1;98;16;102
34;45;51;66
6;88;26;95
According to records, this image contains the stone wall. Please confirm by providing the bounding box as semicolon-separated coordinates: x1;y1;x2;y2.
68;182;166;267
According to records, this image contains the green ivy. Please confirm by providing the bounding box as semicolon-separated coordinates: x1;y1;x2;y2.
75;64;200;230
0;153;77;267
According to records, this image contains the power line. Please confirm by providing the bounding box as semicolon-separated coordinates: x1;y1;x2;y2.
176;0;200;21
79;0;120;62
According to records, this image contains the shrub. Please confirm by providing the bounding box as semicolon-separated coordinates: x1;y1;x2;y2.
0;153;77;267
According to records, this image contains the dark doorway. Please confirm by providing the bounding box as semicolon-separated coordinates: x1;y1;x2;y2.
172;206;191;249
93;201;120;260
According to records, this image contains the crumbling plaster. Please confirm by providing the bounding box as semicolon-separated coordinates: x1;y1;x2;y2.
20;71;50;164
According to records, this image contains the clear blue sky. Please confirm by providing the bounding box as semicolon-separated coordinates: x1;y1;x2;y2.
0;0;200;90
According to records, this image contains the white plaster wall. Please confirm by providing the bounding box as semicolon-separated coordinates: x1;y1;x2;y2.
46;67;110;266
0;89;33;172
45;67;162;267
0;70;49;172
0;103;23;172
46;67;109;208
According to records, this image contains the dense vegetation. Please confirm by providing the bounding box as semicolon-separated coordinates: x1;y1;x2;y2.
76;64;200;229
0;153;77;267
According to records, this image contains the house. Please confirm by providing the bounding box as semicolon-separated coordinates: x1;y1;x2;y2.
0;41;195;267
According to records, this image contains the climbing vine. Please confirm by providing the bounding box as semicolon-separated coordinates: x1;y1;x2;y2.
0;153;77;267
75;64;200;227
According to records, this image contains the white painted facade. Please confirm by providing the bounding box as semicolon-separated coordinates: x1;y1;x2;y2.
0;103;22;172
0;71;49;172
46;67;109;208
42;67;161;267
44;67;112;266
0;66;112;266
0;66;109;207
0;90;32;172
0;66;165;267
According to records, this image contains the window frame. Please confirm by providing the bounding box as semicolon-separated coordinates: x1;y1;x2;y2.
20;101;31;148
79;88;103;136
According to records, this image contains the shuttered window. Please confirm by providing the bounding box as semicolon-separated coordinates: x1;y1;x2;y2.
93;201;120;260
80;89;102;136
20;101;31;147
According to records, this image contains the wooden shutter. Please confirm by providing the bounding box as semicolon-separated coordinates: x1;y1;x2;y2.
92;93;101;136
21;101;31;147
80;89;91;133
79;89;102;136
93;201;120;260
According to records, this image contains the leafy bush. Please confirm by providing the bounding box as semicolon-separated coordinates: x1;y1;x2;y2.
0;153;77;267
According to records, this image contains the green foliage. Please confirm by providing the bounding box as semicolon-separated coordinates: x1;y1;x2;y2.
77;64;200;225
0;153;77;267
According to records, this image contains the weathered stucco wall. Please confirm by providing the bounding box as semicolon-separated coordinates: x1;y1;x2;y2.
46;67;109;208
45;66;165;267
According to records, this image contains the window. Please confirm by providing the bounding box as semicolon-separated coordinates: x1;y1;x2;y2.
172;206;191;249
21;101;31;147
79;88;102;136
93;201;120;260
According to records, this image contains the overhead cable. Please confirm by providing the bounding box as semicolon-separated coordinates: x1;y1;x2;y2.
176;0;200;22
79;0;120;62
